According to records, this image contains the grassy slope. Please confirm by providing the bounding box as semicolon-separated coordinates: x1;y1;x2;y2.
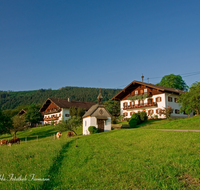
139;115;200;130
1;117;200;189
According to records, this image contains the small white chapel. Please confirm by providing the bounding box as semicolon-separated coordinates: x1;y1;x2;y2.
82;90;112;135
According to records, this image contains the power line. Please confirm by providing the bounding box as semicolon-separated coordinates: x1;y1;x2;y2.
114;70;200;89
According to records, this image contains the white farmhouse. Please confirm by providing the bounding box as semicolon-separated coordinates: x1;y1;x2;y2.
83;91;112;135
39;98;95;125
111;80;189;119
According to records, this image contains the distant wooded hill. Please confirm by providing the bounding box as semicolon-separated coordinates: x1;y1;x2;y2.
0;87;121;110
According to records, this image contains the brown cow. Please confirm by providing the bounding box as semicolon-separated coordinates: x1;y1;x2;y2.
67;131;75;137
9;138;20;146
0;140;9;145
56;132;62;139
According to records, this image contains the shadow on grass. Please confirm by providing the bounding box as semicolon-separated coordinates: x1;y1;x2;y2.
37;139;75;190
0;128;59;141
137;119;167;128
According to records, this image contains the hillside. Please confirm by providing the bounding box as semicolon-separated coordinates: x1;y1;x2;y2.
0;86;121;110
1;117;200;189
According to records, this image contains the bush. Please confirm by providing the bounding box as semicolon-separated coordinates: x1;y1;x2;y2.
139;111;148;122
129;119;138;128
88;126;99;134
130;113;141;124
154;115;158;119
126;118;130;122
111;116;117;124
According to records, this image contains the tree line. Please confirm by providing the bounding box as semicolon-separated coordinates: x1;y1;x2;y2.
0;87;121;110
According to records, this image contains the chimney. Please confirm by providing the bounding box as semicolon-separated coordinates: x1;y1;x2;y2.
141;74;144;82
68;98;71;102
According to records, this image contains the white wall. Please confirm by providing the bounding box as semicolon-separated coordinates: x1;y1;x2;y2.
121;93;188;119
83;117;111;135
105;118;111;132
44;108;70;124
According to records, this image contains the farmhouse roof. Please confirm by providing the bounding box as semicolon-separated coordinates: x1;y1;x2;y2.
39;98;96;112
111;80;186;101
18;109;27;115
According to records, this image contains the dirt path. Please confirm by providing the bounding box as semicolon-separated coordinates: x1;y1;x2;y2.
148;129;200;132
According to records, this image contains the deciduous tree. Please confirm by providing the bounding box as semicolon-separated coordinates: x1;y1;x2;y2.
25;104;43;126
157;74;188;91
0;109;12;134
57;116;82;147
103;100;120;116
178;82;200;116
11;115;27;138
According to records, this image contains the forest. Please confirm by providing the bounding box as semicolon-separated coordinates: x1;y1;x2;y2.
0;86;121;110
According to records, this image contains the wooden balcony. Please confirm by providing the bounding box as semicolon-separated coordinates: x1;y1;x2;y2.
43;108;61;115
123;102;157;110
44;117;60;121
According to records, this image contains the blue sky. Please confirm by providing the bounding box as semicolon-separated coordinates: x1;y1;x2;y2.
1;0;200;91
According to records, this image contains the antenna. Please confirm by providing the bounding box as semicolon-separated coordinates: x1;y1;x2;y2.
147;78;149;83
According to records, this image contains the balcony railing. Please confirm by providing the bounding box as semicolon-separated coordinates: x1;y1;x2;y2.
43;108;61;115
44;117;60;121
123;102;157;110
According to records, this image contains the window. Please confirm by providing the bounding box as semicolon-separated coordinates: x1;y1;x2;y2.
135;90;138;95
156;97;161;102
156;109;162;114
168;97;173;102
174;98;178;103
148;98;153;104
139;100;144;105
59;114;61;117
148;110;154;115
144;88;147;94
123;112;128;117
65;114;70;117
123;102;128;108
130;112;134;116
131;101;135;106
175;109;179;114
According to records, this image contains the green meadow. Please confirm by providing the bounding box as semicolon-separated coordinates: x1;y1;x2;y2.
1;116;200;189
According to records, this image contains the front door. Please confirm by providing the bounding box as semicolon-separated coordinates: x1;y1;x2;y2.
97;119;104;132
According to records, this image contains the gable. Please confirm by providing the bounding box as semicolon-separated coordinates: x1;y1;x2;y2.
122;84;163;100
111;80;185;101
45;102;60;112
91;107;112;118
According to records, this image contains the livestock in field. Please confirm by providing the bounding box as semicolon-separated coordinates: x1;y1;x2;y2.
56;132;62;139
0;140;9;145
9;138;20;146
67;131;75;137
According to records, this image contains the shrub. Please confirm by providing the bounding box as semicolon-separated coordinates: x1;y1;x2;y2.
88;126;99;134
129;119;138;128
154;115;158;119
111;116;117;124
126;118;130;122
139;111;148;122
130;113;141;124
